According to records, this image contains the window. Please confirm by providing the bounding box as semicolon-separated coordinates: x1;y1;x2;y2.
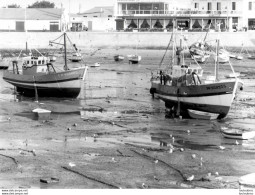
27;61;29;64
38;60;41;65
42;60;45;64
83;16;87;17
249;2;252;10
232;2;236;10
217;2;221;10
122;4;127;11
208;2;212;10
108;15;112;17
127;4;139;10
195;3;199;9
93;16;98;17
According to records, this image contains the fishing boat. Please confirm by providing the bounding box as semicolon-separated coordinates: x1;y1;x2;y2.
114;55;124;62
213;49;230;63
127;54;142;64
189;42;211;63
220;127;255;140
3;33;88;98
69;52;82;62
248;55;255;60
150;31;243;119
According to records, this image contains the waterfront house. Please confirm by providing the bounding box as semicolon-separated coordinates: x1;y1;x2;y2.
0;8;63;32
69;6;115;31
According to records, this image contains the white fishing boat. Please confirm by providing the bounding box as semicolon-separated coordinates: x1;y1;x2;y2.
220;127;255;140
235;55;243;60
69;52;82;62
213;49;230;63
150;31;243;119
225;72;240;78
3;33;88;98
127;54;142;64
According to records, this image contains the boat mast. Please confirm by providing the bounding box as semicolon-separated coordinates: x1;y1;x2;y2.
216;39;219;81
64;32;68;70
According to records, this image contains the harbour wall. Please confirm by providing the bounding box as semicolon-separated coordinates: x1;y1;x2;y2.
0;32;255;50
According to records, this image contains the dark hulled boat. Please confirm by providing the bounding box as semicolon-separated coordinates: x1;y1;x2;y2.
3;33;88;98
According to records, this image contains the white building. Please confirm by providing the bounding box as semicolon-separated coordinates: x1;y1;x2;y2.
0;8;63;32
114;0;255;31
190;0;255;31
69;6;115;31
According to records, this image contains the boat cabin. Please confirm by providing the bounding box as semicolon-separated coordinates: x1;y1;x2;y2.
171;65;203;78
22;56;53;75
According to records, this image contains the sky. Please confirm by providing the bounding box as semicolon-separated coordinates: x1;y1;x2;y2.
0;0;115;13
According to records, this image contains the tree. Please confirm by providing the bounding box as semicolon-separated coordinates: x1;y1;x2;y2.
8;4;21;8
28;1;55;8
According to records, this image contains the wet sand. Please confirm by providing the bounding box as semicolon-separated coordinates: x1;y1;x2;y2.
0;48;255;189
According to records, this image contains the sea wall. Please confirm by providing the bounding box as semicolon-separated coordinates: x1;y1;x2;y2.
0;31;255;50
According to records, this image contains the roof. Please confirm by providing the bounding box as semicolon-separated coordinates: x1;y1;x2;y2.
76;6;114;17
0;8;62;20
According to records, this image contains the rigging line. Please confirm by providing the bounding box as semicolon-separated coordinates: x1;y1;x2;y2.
158;31;174;68
50;33;64;43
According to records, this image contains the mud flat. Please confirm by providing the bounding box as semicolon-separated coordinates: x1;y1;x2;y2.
0;48;255;189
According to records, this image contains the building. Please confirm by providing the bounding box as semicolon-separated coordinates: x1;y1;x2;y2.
189;0;255;31
0;8;63;32
114;0;255;31
69;6;115;31
114;0;192;31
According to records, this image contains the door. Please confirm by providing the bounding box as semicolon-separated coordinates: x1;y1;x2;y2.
50;24;59;32
50;22;59;32
88;21;92;31
116;20;124;30
16;21;25;32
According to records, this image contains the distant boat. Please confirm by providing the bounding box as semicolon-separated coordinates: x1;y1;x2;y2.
127;54;142;64
220;127;255;140
213;49;230;63
3;33;88;98
69;52;82;62
90;62;100;67
0;57;10;69
192;53;210;63
114;55;124;62
188;109;219;120
248;55;255;60
48;54;57;62
225;72;240;78
235;55;243;60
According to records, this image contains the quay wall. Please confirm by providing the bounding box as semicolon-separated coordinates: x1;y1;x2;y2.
0;32;255;50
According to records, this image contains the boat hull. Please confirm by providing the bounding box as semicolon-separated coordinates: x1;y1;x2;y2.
114;55;124;61
3;67;87;98
127;55;141;64
150;80;238;118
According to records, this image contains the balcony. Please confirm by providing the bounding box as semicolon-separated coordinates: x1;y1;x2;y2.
117;10;242;17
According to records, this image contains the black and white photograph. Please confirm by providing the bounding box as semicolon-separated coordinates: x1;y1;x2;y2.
0;0;254;194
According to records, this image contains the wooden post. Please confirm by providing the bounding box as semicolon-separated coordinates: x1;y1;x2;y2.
33;76;39;102
64;33;67;70
216;39;219;81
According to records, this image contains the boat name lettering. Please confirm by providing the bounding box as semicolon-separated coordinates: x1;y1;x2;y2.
206;85;226;90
